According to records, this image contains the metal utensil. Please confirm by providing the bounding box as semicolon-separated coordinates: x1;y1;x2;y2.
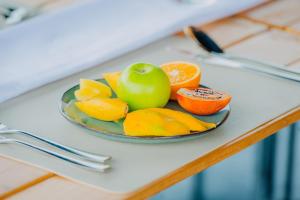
182;26;300;82
184;26;223;53
0;123;111;163
169;47;300;82
0;135;110;172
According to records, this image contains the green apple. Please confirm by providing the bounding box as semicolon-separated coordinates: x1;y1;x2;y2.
117;63;171;111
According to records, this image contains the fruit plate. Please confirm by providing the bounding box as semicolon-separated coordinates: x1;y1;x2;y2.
60;79;230;144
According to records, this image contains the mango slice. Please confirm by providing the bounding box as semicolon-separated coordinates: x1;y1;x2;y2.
75;79;112;101
103;71;121;93
74;88;100;101
75;97;128;121
149;108;216;131
124;109;190;136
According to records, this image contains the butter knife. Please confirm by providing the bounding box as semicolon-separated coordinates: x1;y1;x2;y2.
182;26;300;82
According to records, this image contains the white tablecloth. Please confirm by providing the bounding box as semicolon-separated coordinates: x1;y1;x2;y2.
0;0;263;103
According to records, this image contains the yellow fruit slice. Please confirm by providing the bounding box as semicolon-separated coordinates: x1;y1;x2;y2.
80;79;112;97
103;71;122;93
148;108;216;131
161;61;201;100
75;97;128;121
124;109;190;137
74;88;100;101
75;79;112;101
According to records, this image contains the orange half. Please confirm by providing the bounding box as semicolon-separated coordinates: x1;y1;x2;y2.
161;61;201;100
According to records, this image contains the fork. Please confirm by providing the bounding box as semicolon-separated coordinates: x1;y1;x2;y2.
0;123;111;163
0;135;110;172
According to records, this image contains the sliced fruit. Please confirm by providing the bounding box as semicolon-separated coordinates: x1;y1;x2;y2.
64;100;124;133
64;100;88;123
161;61;201;100
75;79;112;101
123;109;190;137
74;88;100;101
103;71;122;93
148;108;216;131
75;97;128;121
177;87;231;115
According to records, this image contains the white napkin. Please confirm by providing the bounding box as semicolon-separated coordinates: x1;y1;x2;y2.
0;0;263;103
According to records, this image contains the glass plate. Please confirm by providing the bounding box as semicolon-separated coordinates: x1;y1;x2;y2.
60;79;230;144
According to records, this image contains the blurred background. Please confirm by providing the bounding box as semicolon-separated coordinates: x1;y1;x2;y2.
1;0;299;199
152;124;300;200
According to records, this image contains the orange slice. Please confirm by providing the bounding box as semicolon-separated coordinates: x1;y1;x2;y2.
161;61;201;100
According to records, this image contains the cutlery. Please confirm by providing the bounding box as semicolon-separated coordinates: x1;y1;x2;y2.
182;26;300;82
184;26;223;53
0;123;111;163
0;135;110;172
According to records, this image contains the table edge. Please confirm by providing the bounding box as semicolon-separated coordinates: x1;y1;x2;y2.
2;105;299;199
124;105;300;199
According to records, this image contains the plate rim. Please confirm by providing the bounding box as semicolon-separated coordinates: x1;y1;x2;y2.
59;79;231;143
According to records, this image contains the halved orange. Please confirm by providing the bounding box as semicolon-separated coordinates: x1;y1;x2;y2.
161;61;201;100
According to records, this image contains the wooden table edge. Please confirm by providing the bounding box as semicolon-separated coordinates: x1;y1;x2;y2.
4;106;300;199
3;105;299;199
124;105;300;200
0;173;56;199
1;0;297;198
